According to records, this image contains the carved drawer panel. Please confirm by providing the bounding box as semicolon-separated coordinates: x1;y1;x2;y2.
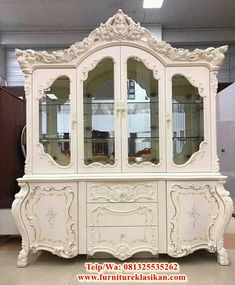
87;226;159;260
87;203;158;227
87;181;158;203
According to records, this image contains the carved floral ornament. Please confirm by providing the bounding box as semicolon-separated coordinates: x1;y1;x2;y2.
15;9;227;74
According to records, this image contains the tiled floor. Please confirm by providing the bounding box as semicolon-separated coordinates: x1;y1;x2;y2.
0;218;235;285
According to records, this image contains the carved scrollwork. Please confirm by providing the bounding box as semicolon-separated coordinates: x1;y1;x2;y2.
172;141;208;168
36;143;72;169
92;9;147;42
80;59;100;82
210;70;219;95
37;77;57;100
168;183;220;258
185;76;205;97
24;184;77;258
87;226;158;260
89;183;155;202
141;58;160;80
148;39;227;70
15;10;227;75
90;205;155;226
215;181;234;265
11;182;31;267
23;74;31;100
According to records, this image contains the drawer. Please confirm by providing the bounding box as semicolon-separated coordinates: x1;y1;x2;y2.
87;181;158;203
87;203;158;227
87;226;158;260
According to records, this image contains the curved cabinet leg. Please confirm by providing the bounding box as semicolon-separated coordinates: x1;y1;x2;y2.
216;182;234;266
17;245;30;267
217;246;229;266
11;182;30;267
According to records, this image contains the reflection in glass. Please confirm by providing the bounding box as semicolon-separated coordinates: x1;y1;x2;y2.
83;58;115;165
172;75;204;165
39;76;70;166
127;58;159;165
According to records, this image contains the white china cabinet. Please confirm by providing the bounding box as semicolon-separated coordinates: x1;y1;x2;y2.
12;10;233;267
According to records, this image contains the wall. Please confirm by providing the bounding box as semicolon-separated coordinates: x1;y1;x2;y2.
0;43;6;84
217;83;235;205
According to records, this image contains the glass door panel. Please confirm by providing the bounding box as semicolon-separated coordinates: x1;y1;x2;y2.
39;76;71;166
172;75;204;165
83;58;115;165
127;58;159;165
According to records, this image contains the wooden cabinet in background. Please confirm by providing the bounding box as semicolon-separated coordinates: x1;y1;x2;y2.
0;87;25;208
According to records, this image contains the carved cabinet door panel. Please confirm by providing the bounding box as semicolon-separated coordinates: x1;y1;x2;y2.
166;67;211;172
167;181;220;257
23;182;78;258
32;69;77;174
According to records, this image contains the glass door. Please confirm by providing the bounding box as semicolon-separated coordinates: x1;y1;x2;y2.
121;47;166;172
166;67;211;172
32;68;77;173
77;47;122;172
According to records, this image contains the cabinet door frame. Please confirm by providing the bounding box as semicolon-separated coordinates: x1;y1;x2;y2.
120;46;166;172
32;68;77;174
77;46;122;172
166;66;211;172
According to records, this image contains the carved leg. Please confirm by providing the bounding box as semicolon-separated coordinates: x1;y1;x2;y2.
11;182;30;267
17;247;30;267
215;181;234;266
217;244;229;266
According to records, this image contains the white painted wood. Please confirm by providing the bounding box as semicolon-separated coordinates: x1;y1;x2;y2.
76;46;122;173
87;226;159;260
32;68;77;174
120;46;166;172
158;180;167;253
87;203;158;227
78;181;86;254
12;10;233;267
87;181;158;203
166;66;211;172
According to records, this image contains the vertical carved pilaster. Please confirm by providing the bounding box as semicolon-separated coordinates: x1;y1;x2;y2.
11;182;30;267
216;181;234;265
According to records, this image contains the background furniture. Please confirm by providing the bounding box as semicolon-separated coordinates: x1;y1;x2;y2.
0;87;25;208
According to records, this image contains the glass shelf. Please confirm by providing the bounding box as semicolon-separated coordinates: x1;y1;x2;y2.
39;103;70;106
40;138;70;142
172;136;204;140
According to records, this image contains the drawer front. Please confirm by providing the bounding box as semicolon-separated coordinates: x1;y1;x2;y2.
87;181;158;203
87;226;159;260
87;203;158;227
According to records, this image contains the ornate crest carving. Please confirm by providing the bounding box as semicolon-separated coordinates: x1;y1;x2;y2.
15;9;227;75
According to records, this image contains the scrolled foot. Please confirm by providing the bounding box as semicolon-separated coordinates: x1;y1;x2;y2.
17;250;29;267
217;247;229;266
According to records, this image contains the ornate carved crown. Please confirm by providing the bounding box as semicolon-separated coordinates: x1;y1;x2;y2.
16;9;227;74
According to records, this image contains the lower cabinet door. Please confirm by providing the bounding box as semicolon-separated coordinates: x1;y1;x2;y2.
167;181;220;257
87;226;159;260
24;182;78;258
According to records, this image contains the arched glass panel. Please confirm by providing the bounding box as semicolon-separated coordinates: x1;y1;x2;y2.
83;58;115;165
172;75;204;165
127;58;159;165
39;76;70;166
